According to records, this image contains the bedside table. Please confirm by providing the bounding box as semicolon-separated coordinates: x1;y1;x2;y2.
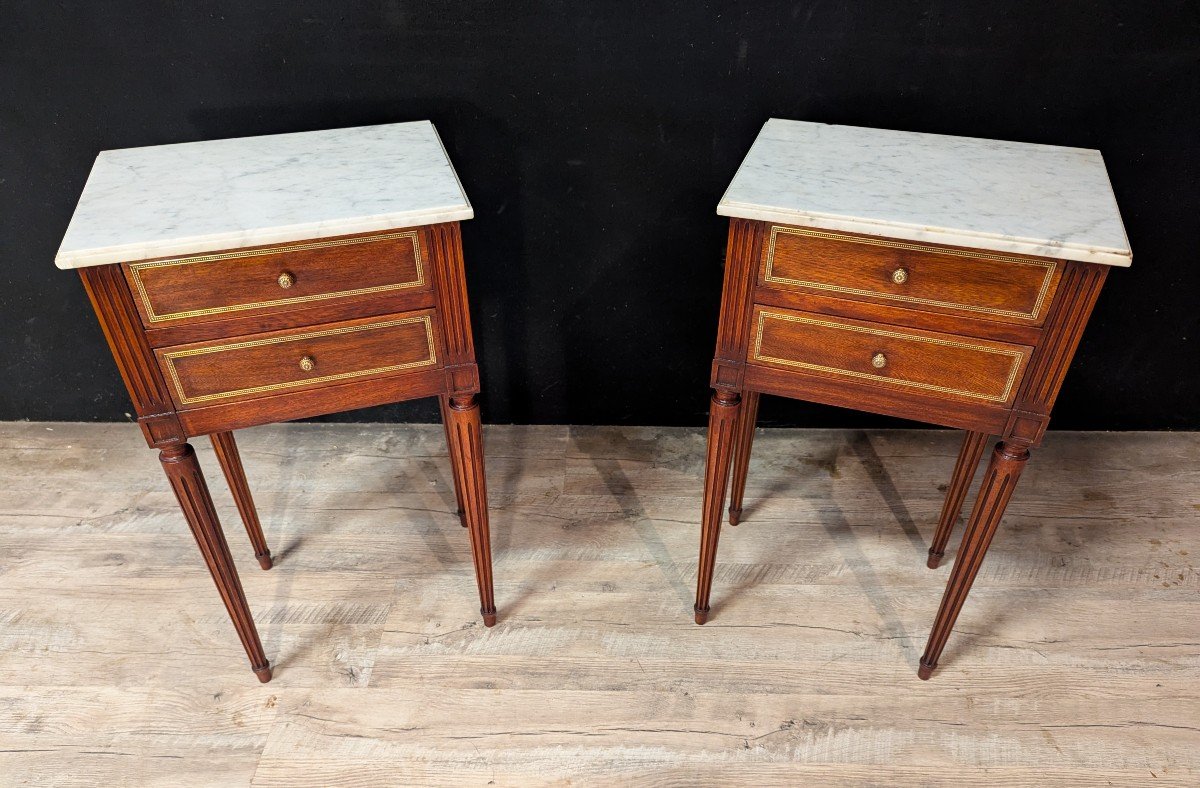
56;122;496;682
694;120;1131;679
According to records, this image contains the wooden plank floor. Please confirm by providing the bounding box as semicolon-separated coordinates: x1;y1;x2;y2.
0;422;1196;786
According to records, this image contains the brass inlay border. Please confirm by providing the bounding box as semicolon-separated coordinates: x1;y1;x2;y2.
764;226;1057;321
163;315;437;406
129;231;424;323
752;310;1025;404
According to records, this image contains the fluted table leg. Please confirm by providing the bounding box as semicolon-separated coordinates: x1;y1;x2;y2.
444;394;497;626
694;389;743;625
160;443;271;682
927;431;989;569
919;440;1029;680
726;390;760;526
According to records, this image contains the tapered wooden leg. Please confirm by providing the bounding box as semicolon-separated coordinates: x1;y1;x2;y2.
927;430;989;569
439;394;468;527
444;394;497;626
209;431;272;570
694;389;742;625
160;443;271;682
726;390;760;526
919;440;1029;680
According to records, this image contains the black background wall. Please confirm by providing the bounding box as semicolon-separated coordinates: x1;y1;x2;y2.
2;2;1197;428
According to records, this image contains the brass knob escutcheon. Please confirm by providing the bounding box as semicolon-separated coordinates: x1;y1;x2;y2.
277;271;295;289
299;355;316;372
891;267;908;284
871;353;887;369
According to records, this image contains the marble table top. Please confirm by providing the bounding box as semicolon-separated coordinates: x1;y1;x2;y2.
718;119;1131;267
55;121;473;269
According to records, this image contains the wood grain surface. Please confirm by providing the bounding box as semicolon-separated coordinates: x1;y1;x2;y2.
0;422;1195;785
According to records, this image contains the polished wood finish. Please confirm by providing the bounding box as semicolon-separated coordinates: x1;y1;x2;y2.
159;442;271;682
439;393;468;526
761;226;1062;325
124;229;427;326
444;394;496;626
210;431;273;570
919;440;1030;679
694;389;742;625
698;218;1112;680
78;221;496;682
751;306;1032;406
726;389;759;526
753;285;1044;346
155;310;439;408
926;430;989;569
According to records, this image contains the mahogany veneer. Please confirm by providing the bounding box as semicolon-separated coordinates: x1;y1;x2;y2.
76;222;496;682
696;218;1115;680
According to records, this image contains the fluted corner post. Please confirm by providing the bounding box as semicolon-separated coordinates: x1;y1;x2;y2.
918;440;1030;680
160;443;271;682
927;431;989;569
694;389;743;625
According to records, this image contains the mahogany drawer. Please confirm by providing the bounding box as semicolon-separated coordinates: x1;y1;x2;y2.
749;306;1032;406
125;230;428;326
760;225;1061;326
155;310;440;408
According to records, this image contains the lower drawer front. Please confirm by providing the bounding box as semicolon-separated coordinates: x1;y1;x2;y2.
750;307;1031;405
157;310;439;408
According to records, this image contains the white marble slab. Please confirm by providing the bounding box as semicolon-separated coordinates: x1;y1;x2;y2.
55;121;473;269
719;119;1131;266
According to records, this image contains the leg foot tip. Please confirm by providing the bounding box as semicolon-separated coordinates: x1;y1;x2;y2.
257;553;273;570
458;510;467;527
926;551;943;569
694;606;710;625
728;507;741;526
917;660;936;680
481;608;497;627
253;663;273;683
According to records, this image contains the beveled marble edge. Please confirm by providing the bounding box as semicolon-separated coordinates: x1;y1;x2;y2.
54;205;473;270
716;200;1132;267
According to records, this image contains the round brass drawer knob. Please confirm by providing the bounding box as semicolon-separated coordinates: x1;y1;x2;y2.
871;352;887;369
277;271;295;289
299;355;316;372
891;267;908;284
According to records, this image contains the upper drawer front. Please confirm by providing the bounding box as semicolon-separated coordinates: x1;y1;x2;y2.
126;231;427;325
751;307;1031;406
761;226;1060;325
157;310;439;408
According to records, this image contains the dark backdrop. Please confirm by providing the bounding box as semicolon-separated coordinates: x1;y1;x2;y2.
2;2;1197;428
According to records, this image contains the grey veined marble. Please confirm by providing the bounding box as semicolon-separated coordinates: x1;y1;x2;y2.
719;120;1131;267
56;121;472;269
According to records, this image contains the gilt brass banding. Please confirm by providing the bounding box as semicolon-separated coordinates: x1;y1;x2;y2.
129;231;424;323
764;226;1057;321
162;315;437;406
752;310;1025;404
